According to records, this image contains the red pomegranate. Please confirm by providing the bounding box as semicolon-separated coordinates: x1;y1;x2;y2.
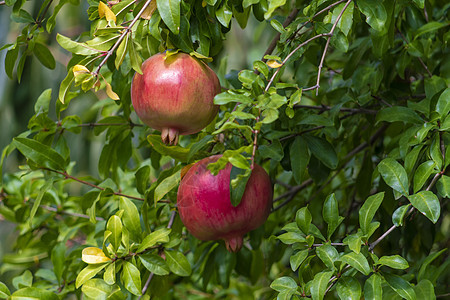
177;155;273;252
131;52;221;145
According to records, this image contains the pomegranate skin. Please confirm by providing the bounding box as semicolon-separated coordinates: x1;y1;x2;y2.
177;155;273;252
131;52;221;145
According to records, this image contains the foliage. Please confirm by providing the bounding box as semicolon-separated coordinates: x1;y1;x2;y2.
0;0;449;299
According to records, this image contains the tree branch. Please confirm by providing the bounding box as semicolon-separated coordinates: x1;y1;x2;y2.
314;0;353;95
397;29;432;77
40;204;105;221
92;0;153;77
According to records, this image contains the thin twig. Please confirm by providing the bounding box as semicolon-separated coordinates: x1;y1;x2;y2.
139;211;177;299
40;205;105;221
314;0;353;95
397;29;432;77
294;104;377;114
93;0;153;76
261;8;300;64
43;168;165;203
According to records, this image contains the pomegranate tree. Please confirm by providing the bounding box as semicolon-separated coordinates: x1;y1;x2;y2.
131;52;221;145
177;155;273;252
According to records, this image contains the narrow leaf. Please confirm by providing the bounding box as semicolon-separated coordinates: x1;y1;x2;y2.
337;276;361;300
359;192;384;234
137;228;171;252
75;263;108;288
13;137;66;170
378;255;409;270
310;271;333;300
157;0;180;34
384;273;416;300
164;250;192;276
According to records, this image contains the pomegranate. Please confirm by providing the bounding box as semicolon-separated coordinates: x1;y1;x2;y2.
177;155;273;252
131;52;221;145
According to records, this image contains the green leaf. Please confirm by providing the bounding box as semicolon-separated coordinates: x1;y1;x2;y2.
384;273;416;300
164;250;192;276
412;0;424;8
107;215;122;252
34;88;52;114
10;287;59;300
139;254;170;276
56;34;100;55
214;92;253;105
378;255;409;269
187;135;213;162
103;262;115;285
336;276;361;300
296;207;312;235
259;140;284;161
137;228;171;252
0;282;10;299
13;137;66;170
290;249;309;271
436;175;450;197
310;271;333;300
33;42;55;69
253;60;269;78
115;33;129;69
278;232;306;244
414;280;436;300
264;0;286;19
81;279;112;299
359;192;384;235
357;0;387;32
216;3;232;27
304;135;338;169
378;158;409;196
290;136;310;184
154;169;181;204
413;161;436;193
75;263;108;288
418;249;447;282
322;194;343;239
270;276;298;292
364;274;382;300
51;243;66;285
121;261;142;296
436;88;450;117
230;166;251;207
119;197;141;239
392;204;411;227
408;191;440;224
376;106;423;124
316;244;339;271
5;46;19;79
415;22;448;40
157;0;180;34
340;252;371;275
147;135;189;162
343;234;362;254
135;165;150;195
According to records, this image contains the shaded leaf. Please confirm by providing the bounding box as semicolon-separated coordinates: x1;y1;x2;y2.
384;273;416;300
359;192;384;234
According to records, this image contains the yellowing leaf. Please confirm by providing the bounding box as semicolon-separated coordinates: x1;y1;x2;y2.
98;1;116;23
82;247;111;264
267;59;283;68
202;1;207;7
73;65;90;76
141;1;157;20
105;81;120;100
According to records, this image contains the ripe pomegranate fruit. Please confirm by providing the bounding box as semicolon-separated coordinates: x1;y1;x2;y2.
177;155;273;252
131;52;221;145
